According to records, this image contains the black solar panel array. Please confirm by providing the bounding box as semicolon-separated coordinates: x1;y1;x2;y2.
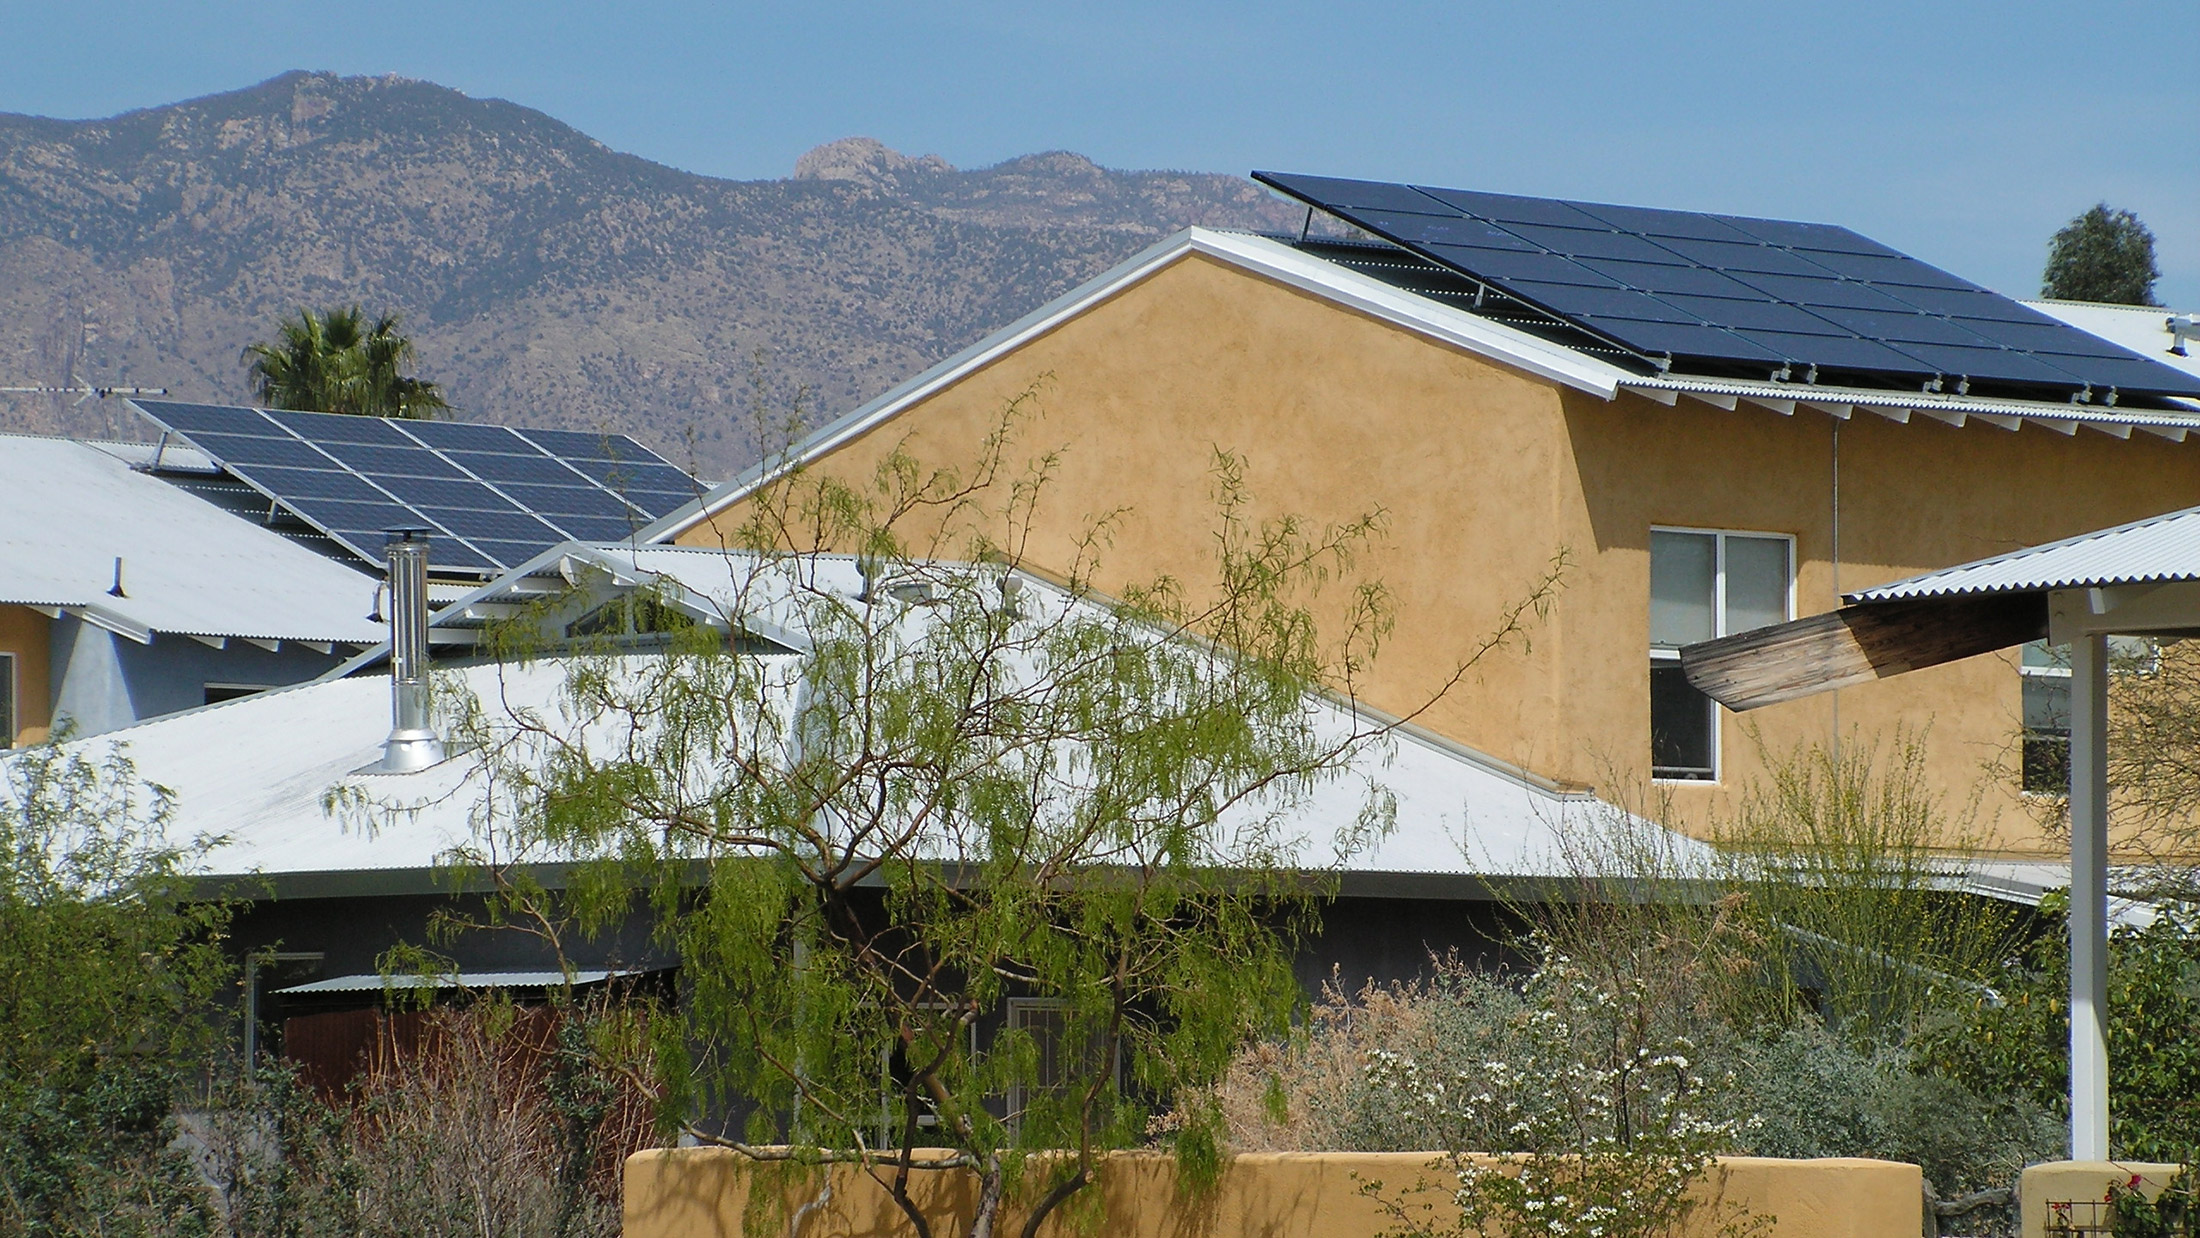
1256;172;2200;403
133;401;702;574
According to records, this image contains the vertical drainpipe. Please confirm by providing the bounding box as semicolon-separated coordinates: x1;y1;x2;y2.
378;528;445;773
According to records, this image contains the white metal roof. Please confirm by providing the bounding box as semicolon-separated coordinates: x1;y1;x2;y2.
1621;373;2200;441
275;970;621;994
2027;300;2200;385
1846;502;2200;602
0;434;387;645
47;562;1691;889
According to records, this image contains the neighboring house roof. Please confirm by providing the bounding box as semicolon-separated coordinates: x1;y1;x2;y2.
62;542;1689;896
646;226;2200;545
2027;300;2200;385
1846;503;2200;602
0;434;386;646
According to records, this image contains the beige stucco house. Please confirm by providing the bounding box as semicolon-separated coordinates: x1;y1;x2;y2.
649;202;2200;859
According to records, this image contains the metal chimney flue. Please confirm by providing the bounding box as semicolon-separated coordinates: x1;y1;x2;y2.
378;528;445;773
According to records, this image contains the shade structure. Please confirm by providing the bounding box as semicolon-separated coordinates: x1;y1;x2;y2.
1680;515;2200;1160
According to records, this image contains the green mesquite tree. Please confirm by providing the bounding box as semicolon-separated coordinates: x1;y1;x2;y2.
243;305;449;419
0;744;236;1232
421;407;1559;1238
2042;205;2162;306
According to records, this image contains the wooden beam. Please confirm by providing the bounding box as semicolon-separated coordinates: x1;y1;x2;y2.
1681;591;2048;711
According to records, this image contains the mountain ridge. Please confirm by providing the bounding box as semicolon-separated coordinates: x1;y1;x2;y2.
0;72;1298;476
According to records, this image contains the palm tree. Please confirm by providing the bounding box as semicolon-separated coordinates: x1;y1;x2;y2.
242;306;449;419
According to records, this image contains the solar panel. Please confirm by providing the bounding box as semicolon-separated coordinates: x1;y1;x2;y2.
132;401;705;575
1255;172;2200;402
494;483;638;519
399;419;540;453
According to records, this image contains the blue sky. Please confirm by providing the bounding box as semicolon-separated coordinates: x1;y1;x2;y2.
3;1;2195;306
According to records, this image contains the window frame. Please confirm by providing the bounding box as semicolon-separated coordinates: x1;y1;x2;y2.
2015;637;2156;797
1001;997;1119;1129
0;651;15;750
1648;526;1797;784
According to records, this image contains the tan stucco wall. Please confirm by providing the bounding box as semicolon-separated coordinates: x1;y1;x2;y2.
678;251;2200;855
624;1148;1921;1238
0;604;52;746
2020;1160;2186;1238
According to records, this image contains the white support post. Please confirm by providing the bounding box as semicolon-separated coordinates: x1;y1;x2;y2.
2068;631;2111;1161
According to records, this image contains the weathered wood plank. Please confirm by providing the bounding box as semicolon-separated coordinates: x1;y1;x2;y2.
1680;592;2049;712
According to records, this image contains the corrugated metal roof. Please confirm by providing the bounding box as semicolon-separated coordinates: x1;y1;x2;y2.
1623;374;2200;438
275;970;618;994
1847;503;2200;602
0;433;386;644
43;577;1690;886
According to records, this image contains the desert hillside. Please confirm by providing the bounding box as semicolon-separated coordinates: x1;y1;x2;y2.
0;72;1298;477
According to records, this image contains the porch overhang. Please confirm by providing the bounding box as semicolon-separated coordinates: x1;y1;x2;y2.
1674;510;2200;1166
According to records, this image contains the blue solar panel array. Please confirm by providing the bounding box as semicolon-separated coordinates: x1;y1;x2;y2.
132;401;702;574
1255;172;2200;402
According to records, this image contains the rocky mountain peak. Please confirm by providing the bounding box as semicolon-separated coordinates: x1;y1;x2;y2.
793;136;955;188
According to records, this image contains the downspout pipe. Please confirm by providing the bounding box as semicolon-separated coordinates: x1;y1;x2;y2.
378;528;445;773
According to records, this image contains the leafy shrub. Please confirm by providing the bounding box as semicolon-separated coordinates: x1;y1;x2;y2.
1920;897;2200;1162
1732;1019;2058;1237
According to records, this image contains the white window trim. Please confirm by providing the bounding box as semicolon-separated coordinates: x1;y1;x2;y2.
2015;639;2155;797
1649;527;1797;785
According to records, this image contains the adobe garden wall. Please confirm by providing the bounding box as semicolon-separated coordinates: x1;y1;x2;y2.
624;1147;1921;1238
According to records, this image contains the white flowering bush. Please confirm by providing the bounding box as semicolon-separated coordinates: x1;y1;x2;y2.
1358;953;1761;1238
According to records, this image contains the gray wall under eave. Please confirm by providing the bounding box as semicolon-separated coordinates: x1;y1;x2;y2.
49;616;348;737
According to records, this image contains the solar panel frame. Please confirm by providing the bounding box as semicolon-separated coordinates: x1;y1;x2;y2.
444;451;595;486
509;427;656;458
547;515;648;542
469;540;563;568
282;496;428;532
1573;259;1779;301
131;400;706;576
495;483;642;519
1416;244;1622;288
371;474;525;512
132;402;286;437
234;465;394;504
1497;223;1685;265
556;456;699;493
1570;202;1763;244
396;420;539;453
264;409;413;444
619;491;702;518
417;507;567;544
313;442;470;479
184;433;339;470
1253;170;2200;400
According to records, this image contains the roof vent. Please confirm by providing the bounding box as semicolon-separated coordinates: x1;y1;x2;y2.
377;529;445;773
